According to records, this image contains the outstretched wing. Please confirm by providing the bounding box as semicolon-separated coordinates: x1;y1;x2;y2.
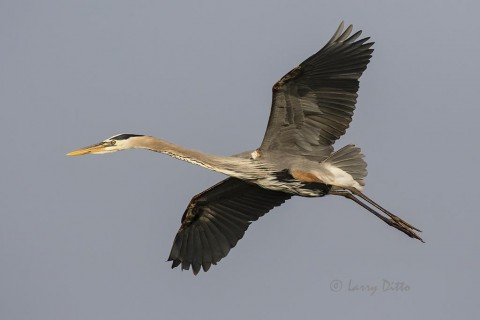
260;22;374;159
168;178;292;274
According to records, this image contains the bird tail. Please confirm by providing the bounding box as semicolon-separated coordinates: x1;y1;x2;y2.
324;144;367;186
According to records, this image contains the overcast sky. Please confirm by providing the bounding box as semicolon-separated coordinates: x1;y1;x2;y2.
1;1;479;319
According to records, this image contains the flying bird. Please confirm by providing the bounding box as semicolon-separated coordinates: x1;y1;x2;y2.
67;22;423;275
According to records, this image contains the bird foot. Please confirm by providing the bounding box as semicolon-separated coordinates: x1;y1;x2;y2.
387;217;424;242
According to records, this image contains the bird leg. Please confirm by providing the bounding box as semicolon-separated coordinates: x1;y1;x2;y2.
330;188;423;242
348;188;422;232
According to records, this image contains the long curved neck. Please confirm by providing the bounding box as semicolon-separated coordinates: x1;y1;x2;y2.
130;136;268;180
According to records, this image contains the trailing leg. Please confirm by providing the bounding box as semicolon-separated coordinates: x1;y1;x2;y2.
330;188;423;242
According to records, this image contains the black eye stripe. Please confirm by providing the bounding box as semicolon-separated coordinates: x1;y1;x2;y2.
112;134;143;140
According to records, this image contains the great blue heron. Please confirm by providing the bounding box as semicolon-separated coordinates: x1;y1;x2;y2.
67;22;423;275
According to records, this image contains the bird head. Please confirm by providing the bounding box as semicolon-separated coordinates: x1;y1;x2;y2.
66;134;144;156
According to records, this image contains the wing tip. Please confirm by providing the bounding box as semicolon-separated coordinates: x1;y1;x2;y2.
168;256;216;275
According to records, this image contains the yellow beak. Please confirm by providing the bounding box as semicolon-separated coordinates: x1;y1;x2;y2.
66;143;106;156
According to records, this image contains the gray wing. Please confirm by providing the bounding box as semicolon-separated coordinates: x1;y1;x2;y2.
168;177;292;274
260;22;374;160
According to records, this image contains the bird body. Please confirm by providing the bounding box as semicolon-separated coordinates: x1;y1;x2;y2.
78;134;362;196
68;22;423;275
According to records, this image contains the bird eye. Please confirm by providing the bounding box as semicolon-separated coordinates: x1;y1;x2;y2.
110;140;116;145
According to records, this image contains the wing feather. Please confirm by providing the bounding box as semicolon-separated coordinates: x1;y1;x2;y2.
260;22;374;159
168;178;291;274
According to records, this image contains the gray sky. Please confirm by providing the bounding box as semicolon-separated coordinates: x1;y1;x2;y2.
1;1;478;319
